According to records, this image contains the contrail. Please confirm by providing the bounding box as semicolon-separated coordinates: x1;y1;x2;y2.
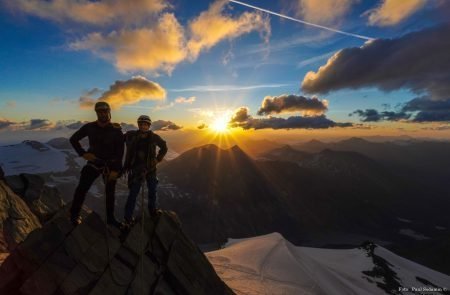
229;0;374;41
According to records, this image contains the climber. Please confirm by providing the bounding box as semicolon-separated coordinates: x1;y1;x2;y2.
69;101;124;227
123;115;168;225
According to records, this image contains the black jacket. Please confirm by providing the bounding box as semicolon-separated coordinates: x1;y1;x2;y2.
70;121;124;171
124;130;168;173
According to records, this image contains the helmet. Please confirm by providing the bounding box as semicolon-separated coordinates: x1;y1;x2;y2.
94;101;111;112
137;115;151;124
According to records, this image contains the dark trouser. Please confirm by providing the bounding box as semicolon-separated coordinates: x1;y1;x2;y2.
124;172;159;220
71;165;117;221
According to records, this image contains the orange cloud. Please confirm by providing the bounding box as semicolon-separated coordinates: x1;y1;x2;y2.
365;0;426;26
8;0;167;26
79;76;166;109
187;0;271;60
70;13;187;73
294;0;357;26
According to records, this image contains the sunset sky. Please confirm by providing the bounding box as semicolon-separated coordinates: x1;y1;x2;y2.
1;0;449;145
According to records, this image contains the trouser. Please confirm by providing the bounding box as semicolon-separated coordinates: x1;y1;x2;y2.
124;172;159;220
70;164;117;221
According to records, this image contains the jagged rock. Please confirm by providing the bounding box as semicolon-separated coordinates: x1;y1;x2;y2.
0;179;41;253
0;208;234;295
5;174;65;222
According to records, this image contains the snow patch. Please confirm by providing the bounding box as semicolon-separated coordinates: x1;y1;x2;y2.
207;233;450;295
0;142;68;175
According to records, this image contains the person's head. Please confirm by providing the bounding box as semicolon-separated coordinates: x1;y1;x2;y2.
137;115;151;131
95;101;111;123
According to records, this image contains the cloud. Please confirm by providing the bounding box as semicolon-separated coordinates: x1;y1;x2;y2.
187;0;270;60
350;109;411;122
151;120;182;131
175;96;196;104
230;107;251;123
229;106;351;130
197;123;208;129
401;96;450;122
79;76;166;109
70;13;187;74
301;23;450;101
365;0;426;27
0;119;15;130
294;0;357;26
65;121;88;130
8;0;167;26
257;94;328;116
26;119;53;130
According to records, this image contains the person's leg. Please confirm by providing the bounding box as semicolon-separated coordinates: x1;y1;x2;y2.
105;177;118;225
70;165;99;222
146;174;159;213
124;179;142;221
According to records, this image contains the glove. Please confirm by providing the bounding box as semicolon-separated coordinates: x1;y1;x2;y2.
108;171;119;181
83;153;97;161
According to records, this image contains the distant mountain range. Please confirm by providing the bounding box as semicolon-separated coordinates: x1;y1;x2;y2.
2;137;450;275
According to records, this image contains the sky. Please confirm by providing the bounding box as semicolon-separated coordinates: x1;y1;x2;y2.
0;0;449;146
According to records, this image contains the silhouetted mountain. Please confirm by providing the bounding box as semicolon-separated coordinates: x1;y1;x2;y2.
158;144;294;244
260;145;310;162
293;137;450;197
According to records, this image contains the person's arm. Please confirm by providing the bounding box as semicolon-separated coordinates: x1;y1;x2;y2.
154;134;168;162
69;124;89;157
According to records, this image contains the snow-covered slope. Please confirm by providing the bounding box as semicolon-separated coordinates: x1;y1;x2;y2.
206;233;450;295
0;141;68;175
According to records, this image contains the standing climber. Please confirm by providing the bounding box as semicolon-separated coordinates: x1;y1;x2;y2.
69;101;124;227
123;115;167;224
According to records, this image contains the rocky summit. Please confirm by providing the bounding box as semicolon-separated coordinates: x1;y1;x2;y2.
0;169;233;294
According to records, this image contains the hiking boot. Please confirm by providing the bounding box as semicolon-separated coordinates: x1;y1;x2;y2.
71;215;82;226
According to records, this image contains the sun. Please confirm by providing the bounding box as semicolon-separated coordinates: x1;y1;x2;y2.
211;115;230;133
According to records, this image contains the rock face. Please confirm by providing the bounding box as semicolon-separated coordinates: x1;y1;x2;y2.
0;179;41;254
5;174;65;222
0;208;234;295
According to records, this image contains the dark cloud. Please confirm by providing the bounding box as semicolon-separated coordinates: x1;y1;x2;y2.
0;119;15;130
229;107;351;130
402;96;450;122
26;119;53;130
350;109;410;122
230;107;251;123
151;120;182;131
197;123;208;129
66;121;86;130
238;115;352;130
412;111;450;122
301;23;450;100
257;95;328;116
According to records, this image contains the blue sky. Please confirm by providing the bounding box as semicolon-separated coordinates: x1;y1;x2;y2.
0;0;449;143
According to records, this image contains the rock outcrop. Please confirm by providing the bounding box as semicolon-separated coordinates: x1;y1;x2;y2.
0;173;41;259
0;207;234;294
5;173;65;222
